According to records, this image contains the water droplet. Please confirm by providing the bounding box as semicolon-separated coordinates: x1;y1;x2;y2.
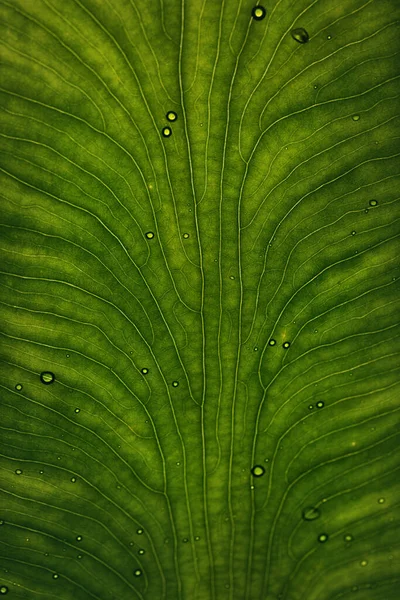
352;114;360;121
360;560;368;567
172;381;179;387
74;408;80;413
138;549;145;555
251;465;265;477
378;497;385;504
141;368;149;375
71;477;77;483
15;383;23;391
229;275;235;280
351;231;356;236
134;569;142;577
369;199;378;207
254;347;258;351
264;458;269;463
302;506;320;521
0;587;8;595
327;34;332;40
183;233;189;239
40;371;55;385
182;538;188;543
52;573;59;579
145;231;154;239
137;528;144;535
283;341;291;349
344;534;353;542
291;27;309;43
39;470;44;474
195;536;200;541
15;469;23;475
318;533;329;543
162;126;172;137
316;401;324;408
0;520;4;526
308;404;314;410
250;484;255;490
76;536;82;542
77;554;83;559
251;5;267;20
166;111;177;122
364;208;369;213
176;462;181;466
268;339;276;346
66;354;70;358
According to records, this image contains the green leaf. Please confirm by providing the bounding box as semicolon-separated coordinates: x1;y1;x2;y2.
1;1;399;598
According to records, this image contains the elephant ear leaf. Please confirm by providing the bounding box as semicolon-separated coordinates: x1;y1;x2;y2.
0;1;399;599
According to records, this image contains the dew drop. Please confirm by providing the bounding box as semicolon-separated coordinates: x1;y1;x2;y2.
141;368;149;375
378;497;385;504
176;462;181;466
254;347;258;352
166;111;177;122
182;538;188;543
39;470;44;474
291;27;309;43
183;233;190;239
15;469;23;475
137;528;144;535
52;573;59;579
66;354;70;358
145;231;154;239
283;341;291;349
308;404;314;410
134;569;142;577
352;114;360;121
251;465;265;477
40;371;55;385
229;275;235;280
74;408;80;414
251;5;267;20
71;477;77;483
162;126;172;138
318;533;329;543
250;484;255;490
15;383;23;391
0;521;4;526
316;401;324;408
76;536;82;542
0;587;8;595
360;560;368;567
327;34;332;40
351;231;356;236
268;339;276;346
138;549;145;555
77;554;83;559
302;506;320;521
195;536;200;541
344;534;353;542
369;199;378;207
172;381;179;387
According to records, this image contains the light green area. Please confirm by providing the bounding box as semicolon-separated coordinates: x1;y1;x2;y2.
0;0;399;599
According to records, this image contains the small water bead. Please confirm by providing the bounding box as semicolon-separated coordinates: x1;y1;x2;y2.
254;347;258;352
40;371;55;385
316;401;325;409
0;587;8;595
291;27;309;43
344;534;353;542
268;339;276;346
378;497;385;504
282;341;291;349
52;573;59;579
251;465;265;477
229;275;235;280
182;538;188;543
137;528;144;535
138;549;145;555
66;354;70;358
351;231;356;236
74;408;80;413
251;5;267;20
141;368;149;375
369;199;378;207
15;383;23;391
145;231;154;239
327;34;332;40
352;114;360;121
39;470;44;474
162;126;172;137
250;484;255;490
176;462;181;466
172;381;179;387
77;554;83;559
318;533;329;543
15;469;23;475
76;536;82;542
134;569;142;577
0;520;4;526
166;111;177;122
308;404;314;410
360;560;368;567
183;233;190;239
71;477;77;483
302;506;320;521
195;536;200;541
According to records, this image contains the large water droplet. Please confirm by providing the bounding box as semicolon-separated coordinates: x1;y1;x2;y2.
251;465;265;477
369;199;378;207
0;586;9;595
183;233;190;239
283;341;291;349
134;569;142;577
172;381;179;387
162;126;172;138
302;506;320;521
40;371;55;385
137;528;144;535
15;383;23;391
318;533;329;543
291;27;309;43
251;5;267;20
138;549;145;555
145;231;154;239
268;339;276;346
141;368;149;375
74;408;80;414
15;469;23;475
316;401;324;409
166;111;177;122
